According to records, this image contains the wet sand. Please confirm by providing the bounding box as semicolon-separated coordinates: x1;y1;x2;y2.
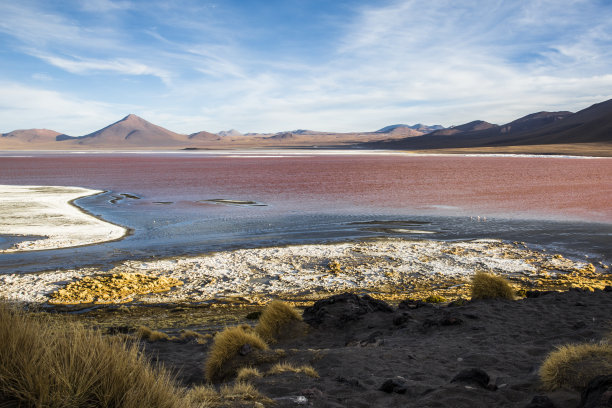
0;185;128;252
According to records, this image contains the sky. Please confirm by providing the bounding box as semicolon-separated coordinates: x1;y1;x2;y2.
1;0;612;135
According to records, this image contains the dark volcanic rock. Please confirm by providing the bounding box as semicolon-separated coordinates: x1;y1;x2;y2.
335;376;363;388
525;290;556;298
580;375;612;408
451;368;491;389
302;293;393;328
422;310;464;330
398;299;432;309
393;312;411;326
525;395;557;408
379;377;409;394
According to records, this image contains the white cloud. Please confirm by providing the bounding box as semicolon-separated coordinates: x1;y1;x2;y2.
1;0;611;133
80;0;133;12
0;82;135;134
34;54;173;85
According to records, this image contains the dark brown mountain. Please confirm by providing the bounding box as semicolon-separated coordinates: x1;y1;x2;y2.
1;129;62;145
366;100;612;150
188;131;221;142
59;114;188;147
427;120;497;136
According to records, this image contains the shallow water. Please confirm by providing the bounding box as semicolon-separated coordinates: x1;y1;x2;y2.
1;151;611;273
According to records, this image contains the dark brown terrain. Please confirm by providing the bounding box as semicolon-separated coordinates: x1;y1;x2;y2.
134;289;612;407
1;99;612;155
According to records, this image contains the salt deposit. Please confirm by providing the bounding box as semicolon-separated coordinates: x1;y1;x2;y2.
0;238;606;306
0;185;128;252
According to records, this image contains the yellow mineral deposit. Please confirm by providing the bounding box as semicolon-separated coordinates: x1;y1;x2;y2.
49;273;183;305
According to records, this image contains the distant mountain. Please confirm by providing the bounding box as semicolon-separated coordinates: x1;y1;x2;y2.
376;124;444;133
58;114;187;147
426;120;497;137
365;105;608;150
217;129;243;137
1;99;611;153
1;129;62;143
188;131;220;141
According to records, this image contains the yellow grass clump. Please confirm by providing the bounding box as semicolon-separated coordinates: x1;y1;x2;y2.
255;300;303;343
179;329;212;344
48;272;183;305
137;325;171;341
236;366;263;381
0;304;186;407
267;362;319;378
539;342;612;390
205;326;268;381
188;382;272;407
470;271;515;300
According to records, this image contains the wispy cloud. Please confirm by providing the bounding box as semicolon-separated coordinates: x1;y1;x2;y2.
34;54;173;85
1;0;611;134
0;82;134;134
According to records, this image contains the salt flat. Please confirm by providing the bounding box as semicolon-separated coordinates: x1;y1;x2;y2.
0;185;127;252
1;237;606;305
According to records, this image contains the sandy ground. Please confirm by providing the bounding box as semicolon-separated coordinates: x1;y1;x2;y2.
0;185;127;252
131;289;611;408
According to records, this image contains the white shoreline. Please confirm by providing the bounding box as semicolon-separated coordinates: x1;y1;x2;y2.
0;185;128;253
0;238;597;305
1;149;610;159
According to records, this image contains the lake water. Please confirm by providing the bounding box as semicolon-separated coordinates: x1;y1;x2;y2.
1;151;611;273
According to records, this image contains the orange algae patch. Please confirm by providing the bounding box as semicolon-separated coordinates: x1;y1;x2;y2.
49;273;183;305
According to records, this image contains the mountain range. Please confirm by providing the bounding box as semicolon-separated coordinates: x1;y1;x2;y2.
2;99;611;155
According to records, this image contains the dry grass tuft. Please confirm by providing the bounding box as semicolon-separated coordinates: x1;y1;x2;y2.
178;329;211;344
470;271;515;300
255;300;303;343
0;304;186;407
424;294;447;303
236;367;262;381
539;342;612;390
137;325;171;341
188;382;272;407
267;362;319;378
205;326;268;381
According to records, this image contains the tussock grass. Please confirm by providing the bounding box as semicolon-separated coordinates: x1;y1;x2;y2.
539;342;612;390
0;304;185;407
236;367;262;381
424;294;447;303
188;382;272;407
267;362;319;378
137;325;171;341
470;271;515;300
255;300;303;343
205;326;268;381
178;329;212;344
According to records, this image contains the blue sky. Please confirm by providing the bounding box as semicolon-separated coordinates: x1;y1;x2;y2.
1;0;612;135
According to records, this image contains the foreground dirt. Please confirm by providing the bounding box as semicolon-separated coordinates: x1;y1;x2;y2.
101;289;612;407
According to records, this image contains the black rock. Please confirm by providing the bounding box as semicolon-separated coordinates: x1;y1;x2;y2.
335;376;363;388
603;286;612;292
393;313;411;326
245;311;262;320
422;310;463;329
451;368;491;389
525;290;556;298
106;325;132;335
580;375;612;408
398;299;431;309
302;293;393;328
525;395;557;408
238;343;252;356
379;378;408;394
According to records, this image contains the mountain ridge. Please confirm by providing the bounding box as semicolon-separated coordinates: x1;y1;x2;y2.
1;98;611;154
